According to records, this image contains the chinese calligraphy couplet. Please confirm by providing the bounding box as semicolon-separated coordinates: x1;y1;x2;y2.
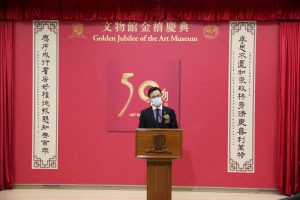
32;20;59;169
228;21;256;173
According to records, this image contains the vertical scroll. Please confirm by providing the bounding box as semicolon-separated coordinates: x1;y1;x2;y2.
32;20;59;169
228;21;256;173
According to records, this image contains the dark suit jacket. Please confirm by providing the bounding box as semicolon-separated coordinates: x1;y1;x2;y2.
138;106;178;128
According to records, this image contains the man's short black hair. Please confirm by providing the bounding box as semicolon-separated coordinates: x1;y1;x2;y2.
148;87;162;97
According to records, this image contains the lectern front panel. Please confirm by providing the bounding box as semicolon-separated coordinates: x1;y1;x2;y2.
135;128;182;160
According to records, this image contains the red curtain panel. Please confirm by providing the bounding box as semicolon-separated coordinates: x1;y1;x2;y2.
278;21;300;195
0;0;300;21
0;20;14;190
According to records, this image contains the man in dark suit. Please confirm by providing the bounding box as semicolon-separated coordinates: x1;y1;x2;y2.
138;87;178;128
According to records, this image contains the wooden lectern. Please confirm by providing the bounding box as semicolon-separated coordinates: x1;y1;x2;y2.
136;128;182;200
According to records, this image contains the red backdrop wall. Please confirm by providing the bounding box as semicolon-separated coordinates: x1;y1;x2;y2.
13;21;279;188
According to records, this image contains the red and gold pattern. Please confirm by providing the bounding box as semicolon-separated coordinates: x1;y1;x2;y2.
70;23;86;39
203;24;219;40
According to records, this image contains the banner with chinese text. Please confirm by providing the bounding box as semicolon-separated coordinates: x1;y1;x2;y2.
32;20;59;169
228;21;256;173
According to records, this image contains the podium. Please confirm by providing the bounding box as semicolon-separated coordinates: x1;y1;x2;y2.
136;128;183;200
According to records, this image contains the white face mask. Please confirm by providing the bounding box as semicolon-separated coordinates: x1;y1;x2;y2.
151;97;162;107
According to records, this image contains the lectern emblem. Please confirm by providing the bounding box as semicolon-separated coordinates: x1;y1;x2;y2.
146;134;172;153
153;135;165;150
